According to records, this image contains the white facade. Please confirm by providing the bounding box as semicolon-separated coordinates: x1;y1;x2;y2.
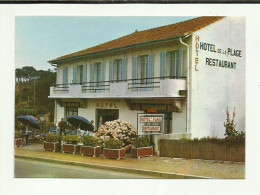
190;17;245;138
49;17;245;151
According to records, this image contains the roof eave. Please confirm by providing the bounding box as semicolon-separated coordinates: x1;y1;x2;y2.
48;35;185;65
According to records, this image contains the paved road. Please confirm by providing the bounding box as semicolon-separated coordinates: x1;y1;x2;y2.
15;158;160;178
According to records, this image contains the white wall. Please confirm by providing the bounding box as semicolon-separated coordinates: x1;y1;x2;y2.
56;98;144;130
190;17;245;138
55;40;187;84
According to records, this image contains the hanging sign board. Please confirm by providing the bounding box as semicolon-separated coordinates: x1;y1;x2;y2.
137;113;164;136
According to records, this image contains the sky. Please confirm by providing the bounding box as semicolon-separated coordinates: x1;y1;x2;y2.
15;16;195;71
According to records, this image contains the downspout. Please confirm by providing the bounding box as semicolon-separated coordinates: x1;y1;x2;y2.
179;37;190;133
51;63;58;126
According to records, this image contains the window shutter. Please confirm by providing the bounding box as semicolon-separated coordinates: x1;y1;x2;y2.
73;65;77;84
109;60;114;81
82;64;87;92
132;56;138;91
160;51;166;78
100;61;106;92
175;51;178;77
122;58;127;81
118;60;122;81
179;48;183;77
148;53;154;90
90;63;94;92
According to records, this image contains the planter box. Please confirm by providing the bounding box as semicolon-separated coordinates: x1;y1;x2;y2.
62;144;80;154
43;141;60;152
131;146;153;158
80;146;101;157
104;148;125;159
14;138;23;147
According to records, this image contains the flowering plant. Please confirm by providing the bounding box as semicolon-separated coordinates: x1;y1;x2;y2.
224;107;238;138
96;119;137;151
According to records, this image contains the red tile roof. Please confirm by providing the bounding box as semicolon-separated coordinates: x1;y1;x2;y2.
49;16;224;63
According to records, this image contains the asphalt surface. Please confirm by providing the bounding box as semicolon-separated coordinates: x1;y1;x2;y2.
15;158;160;179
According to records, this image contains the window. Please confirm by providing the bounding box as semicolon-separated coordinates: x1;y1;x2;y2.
140;55;148;85
65;107;78;124
78;65;83;84
168;51;180;77
160;49;183;79
114;59;122;81
94;62;101;87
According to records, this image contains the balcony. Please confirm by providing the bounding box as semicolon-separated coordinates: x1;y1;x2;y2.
49;76;186;99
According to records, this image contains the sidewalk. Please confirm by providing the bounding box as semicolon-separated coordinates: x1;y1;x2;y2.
14;144;245;179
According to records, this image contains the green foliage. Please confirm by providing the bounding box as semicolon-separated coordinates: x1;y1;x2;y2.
45;133;60;142
180;137;192;141
137;136;150;147
15;130;22;138
82;135;100;147
224;107;237;138
16;107;35;116
63;134;81;145
104;139;123;149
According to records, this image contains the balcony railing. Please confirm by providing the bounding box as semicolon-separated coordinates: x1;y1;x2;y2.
50;76;186;93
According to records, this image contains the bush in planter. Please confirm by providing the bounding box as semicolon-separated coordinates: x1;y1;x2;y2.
63;134;81;144
45;133;60;143
103;139;125;159
132;136;153;158
136;136;150;147
62;134;81;154
81;135;102;157
104;139;123;149
82;135;100;147
96;119;137;151
15;130;22;139
14;130;23;147
44;133;61;152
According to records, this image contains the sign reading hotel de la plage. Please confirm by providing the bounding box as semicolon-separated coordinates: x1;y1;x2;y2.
195;35;242;71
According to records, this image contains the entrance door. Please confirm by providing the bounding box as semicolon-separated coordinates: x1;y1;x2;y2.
96;109;119;129
164;112;172;134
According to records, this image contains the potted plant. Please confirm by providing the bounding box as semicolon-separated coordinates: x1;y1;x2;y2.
96;120;137;152
14;130;22;147
43;133;60;152
62;134;81;154
103;139;125;160
80;135;101;157
131;136;153;158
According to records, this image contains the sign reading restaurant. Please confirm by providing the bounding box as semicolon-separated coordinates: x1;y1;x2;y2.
137;114;164;136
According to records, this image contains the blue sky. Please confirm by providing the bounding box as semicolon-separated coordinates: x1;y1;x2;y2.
15;16;195;71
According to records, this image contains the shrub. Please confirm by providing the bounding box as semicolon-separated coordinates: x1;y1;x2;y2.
96;120;137;151
104;139;123;149
15;130;22;139
45;133;60;142
82;135;100;147
63;134;80;144
180;137;192;141
136;136;150;147
224;107;237;138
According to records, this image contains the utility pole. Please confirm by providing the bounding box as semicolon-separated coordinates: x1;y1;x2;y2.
34;77;35;115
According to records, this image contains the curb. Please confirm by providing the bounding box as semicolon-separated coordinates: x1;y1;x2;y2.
15;154;212;179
